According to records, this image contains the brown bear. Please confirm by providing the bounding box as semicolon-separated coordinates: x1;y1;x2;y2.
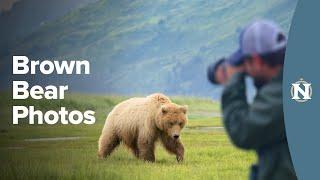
98;93;188;162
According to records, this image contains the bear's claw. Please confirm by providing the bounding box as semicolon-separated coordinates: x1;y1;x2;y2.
176;155;184;162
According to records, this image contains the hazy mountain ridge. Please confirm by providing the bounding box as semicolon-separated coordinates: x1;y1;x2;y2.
0;0;98;56
3;0;297;97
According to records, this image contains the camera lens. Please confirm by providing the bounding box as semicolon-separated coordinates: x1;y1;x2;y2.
207;63;217;84
207;58;226;85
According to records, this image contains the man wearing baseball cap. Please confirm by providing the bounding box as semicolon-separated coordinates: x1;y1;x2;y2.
221;20;296;179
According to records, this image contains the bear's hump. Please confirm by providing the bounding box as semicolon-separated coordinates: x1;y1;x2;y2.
147;93;171;104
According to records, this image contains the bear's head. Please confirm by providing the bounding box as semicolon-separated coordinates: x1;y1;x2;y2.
156;103;188;140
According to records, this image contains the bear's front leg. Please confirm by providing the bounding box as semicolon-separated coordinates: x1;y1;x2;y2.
160;134;184;162
175;143;184;162
137;136;156;162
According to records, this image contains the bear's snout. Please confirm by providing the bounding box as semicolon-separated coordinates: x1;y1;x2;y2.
173;134;180;139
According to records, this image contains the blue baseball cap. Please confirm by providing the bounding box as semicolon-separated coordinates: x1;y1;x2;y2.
228;20;287;66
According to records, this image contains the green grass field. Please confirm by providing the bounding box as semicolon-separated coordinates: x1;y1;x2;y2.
0;93;256;179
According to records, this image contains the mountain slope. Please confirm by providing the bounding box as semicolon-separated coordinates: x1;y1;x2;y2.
4;0;297;97
0;0;98;56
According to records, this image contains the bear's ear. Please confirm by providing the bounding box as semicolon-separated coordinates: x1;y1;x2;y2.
161;105;169;114
179;105;188;114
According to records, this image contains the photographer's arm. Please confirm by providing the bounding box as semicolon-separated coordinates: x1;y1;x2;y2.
221;72;286;150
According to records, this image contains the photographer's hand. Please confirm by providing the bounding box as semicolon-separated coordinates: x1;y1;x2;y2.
225;64;245;83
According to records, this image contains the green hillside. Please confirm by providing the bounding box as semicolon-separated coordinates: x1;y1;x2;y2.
0;0;99;55
4;0;297;96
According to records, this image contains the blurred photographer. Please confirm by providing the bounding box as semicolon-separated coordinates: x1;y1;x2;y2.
208;20;297;180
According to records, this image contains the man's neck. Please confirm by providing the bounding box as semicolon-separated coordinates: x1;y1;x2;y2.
265;65;282;81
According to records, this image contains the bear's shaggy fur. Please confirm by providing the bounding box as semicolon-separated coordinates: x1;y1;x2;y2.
98;93;188;162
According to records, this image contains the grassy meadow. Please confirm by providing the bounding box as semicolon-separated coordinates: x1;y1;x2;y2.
0;93;256;179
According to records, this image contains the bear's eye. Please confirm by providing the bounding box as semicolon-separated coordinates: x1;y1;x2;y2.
179;122;183;126
169;122;174;126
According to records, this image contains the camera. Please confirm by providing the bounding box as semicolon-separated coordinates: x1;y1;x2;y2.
207;58;227;85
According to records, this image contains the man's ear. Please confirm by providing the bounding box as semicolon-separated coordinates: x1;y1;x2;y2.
179;105;188;114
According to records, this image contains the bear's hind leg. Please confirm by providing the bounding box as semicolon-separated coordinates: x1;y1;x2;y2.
98;131;120;159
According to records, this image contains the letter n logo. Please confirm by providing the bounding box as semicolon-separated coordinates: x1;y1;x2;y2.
290;78;312;103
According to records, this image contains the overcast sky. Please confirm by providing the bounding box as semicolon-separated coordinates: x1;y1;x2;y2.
0;0;20;12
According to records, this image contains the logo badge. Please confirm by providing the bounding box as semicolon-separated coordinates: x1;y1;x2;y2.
291;78;312;102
